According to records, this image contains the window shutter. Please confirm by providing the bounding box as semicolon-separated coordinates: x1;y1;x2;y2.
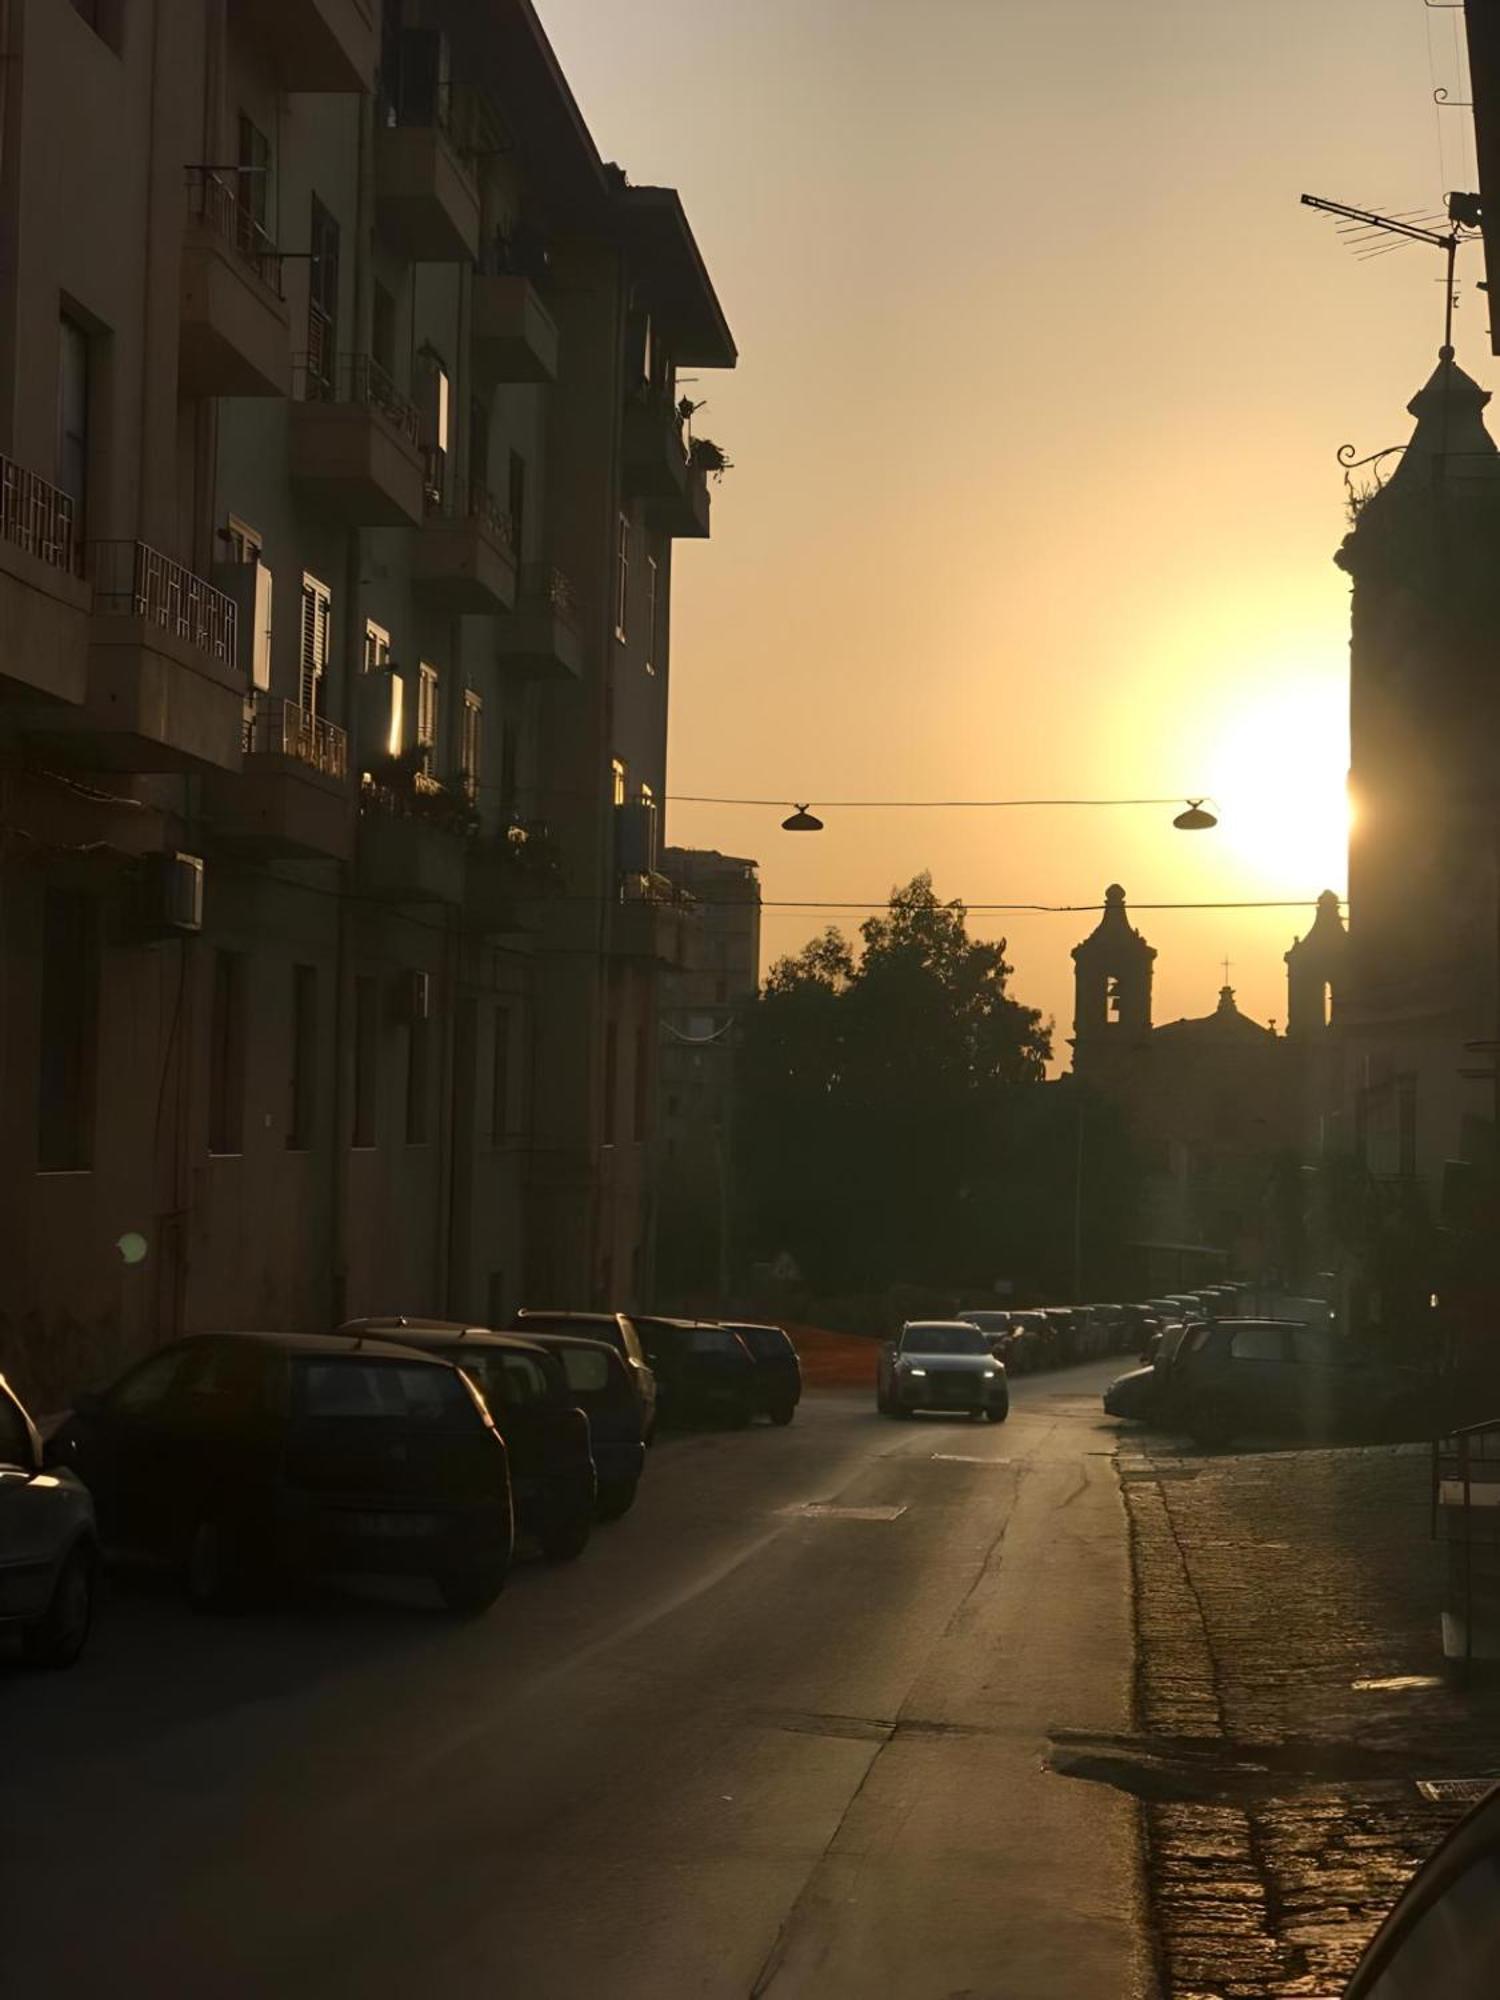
251;561;273;692
300;576;331;716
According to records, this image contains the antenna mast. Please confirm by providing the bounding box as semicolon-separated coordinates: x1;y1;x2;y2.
1300;193;1467;350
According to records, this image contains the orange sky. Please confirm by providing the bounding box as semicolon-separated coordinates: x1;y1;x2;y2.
537;0;1484;1054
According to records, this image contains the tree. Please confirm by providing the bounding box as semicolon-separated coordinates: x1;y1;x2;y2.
735;874;1090;1294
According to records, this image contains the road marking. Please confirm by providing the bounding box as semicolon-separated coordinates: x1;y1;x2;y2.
782;1503;907;1521
930;1454;1012;1465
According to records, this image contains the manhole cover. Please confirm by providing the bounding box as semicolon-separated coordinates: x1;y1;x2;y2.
783;1503;907;1522
1416;1777;1497;1804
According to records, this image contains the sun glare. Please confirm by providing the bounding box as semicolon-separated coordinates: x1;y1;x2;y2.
1205;678;1350;894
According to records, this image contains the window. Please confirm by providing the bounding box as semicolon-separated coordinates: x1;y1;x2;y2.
491;1005;511;1143
633;1025;650;1141
299;573;331;719
611;757;627;807
372;281;397;379
288;965;317;1151
1228;1326;1290;1364
226;518;273;693
363;619;390;674
57;315;90;553
0;1389;33;1471
236;114;272;251
406;1017;430;1144
307;198;339;396
37;891;99;1172
417;662;439;776
508;450;527;557
208;950;247;1155
418;349;450;505
644;555;659;674
603;1020;619;1145
461;689;482;802
614;512;629;639
351;975;379;1148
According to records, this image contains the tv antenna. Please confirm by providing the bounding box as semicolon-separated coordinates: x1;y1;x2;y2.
1300;192;1481;354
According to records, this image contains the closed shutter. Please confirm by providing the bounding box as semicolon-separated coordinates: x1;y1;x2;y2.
299;574;331;717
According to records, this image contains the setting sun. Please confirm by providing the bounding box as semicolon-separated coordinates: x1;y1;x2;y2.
1205;676;1350;895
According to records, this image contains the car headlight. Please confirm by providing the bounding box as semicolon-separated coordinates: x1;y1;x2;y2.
905;1366;926;1378
982;1367;997;1379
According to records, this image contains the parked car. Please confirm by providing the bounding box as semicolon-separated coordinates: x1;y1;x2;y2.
340;1321;596;1562
1108;1317;1431;1446
720;1322;802;1425
1003;1312;1051;1374
522;1334;647;1519
877;1321;1009;1421
512;1310;658;1442
955;1309;1016;1359
1342;1775;1500;1995
45;1332;514;1614
630;1318;758;1428
0;1374;98;1667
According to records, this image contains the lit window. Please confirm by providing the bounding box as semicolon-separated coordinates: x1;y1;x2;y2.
299;574;332;719
614;513;629;640
416;662;439;778
363;619;391;673
611;757;627;807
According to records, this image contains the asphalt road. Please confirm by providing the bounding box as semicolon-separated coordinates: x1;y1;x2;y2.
1;1361;1152;1999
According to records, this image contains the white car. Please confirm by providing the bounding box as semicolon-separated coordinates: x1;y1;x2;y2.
0;1374;97;1666
877;1322;1009;1421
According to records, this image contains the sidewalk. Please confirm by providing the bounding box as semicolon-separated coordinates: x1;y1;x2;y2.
1118;1437;1500;1999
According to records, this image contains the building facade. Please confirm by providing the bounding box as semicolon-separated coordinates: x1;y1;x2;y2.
0;0;734;1402
655;846;761;1302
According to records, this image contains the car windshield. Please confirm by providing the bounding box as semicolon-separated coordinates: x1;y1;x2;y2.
293;1360;474;1423
732;1327;791;1359
688;1329;743;1357
550;1345;617;1398
451;1351;554;1410
958;1313;1011;1333
902;1326;990;1356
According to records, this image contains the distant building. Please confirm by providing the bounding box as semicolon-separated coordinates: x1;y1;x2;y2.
656;848;761;1300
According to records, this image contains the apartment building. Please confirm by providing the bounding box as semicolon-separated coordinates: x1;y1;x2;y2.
0;0;734;1402
656;847;761;1302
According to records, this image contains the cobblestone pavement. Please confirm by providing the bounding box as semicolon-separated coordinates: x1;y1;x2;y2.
1115;1438;1500;1999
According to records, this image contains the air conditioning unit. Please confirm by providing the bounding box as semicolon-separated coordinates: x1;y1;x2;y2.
138;852;205;937
614;799;659;877
392;968;431;1024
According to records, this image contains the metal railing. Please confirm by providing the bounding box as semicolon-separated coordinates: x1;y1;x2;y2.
91;540;237;668
518;561;578;624
295;348;420;450
184;167;284;296
466;484;514;548
0;454;75;572
246;692;348;778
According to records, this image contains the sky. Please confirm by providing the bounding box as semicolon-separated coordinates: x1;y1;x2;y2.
537;0;1483;1057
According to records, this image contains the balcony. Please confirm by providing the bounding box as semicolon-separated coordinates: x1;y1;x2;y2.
414;485;518;614
203;695;353;861
375;99;480;263
0;457;90;705
464;821;562;936
23;542;243;772
250;0;375;92
356;781;468;904
290;355;426;526
179;170;291;399
621;397;712;539
609;874;698;967
471;275;559;385
494;564;583;683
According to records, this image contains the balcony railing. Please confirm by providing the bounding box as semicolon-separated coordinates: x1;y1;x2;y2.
1;455;75;572
297;351;422;447
184;167;284;296
518;561;578;623
246;692;348;779
91;540;238;669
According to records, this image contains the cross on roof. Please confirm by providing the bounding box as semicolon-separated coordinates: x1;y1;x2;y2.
1221;956;1233;986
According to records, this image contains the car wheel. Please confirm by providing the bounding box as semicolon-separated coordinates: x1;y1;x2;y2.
540;1513;592;1564
437;1563;508;1616
185;1518;246;1614
986;1400;1009;1423
22;1543;95;1669
770;1403;796;1427
1190;1398;1235;1448
596;1478;639;1522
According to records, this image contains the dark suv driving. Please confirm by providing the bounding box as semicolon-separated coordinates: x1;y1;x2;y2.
341;1320;596;1561
45;1332;514;1614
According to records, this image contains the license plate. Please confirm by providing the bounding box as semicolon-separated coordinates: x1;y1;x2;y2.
347;1512;437;1539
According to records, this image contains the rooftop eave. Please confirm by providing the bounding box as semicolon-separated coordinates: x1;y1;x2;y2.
618;185;737;368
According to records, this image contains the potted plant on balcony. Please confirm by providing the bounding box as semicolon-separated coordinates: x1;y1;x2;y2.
687;436;733;482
